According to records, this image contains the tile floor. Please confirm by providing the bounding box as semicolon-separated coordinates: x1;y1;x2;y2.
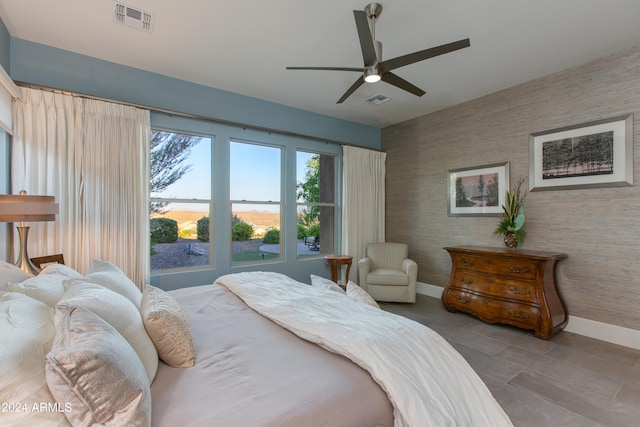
379;295;640;427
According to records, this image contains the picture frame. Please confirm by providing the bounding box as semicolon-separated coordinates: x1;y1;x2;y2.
448;162;509;216
529;114;633;191
31;254;65;269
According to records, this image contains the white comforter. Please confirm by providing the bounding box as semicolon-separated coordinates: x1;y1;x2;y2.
215;272;512;427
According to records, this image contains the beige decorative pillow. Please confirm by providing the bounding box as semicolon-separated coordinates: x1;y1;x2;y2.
45;306;151;427
346;281;380;309
310;274;346;294
141;285;195;368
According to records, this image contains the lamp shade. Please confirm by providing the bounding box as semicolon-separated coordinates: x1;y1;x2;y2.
0;191;59;274
0;193;59;222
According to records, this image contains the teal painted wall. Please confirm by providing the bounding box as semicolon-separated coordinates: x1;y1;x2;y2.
9;38;380;148
0;19;9;71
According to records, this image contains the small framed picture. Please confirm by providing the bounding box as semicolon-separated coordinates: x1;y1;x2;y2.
31;254;65;269
529;115;633;191
448;162;509;216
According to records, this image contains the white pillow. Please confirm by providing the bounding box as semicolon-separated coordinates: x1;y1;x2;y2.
84;259;142;308
5;263;83;306
6;274;67;306
46;306;151;427
57;279;158;383
310;274;346;294
40;263;84;280
0;260;32;290
0;290;68;426
346;281;380;309
141;285;196;368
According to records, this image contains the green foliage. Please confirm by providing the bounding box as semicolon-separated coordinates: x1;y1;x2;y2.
150;238;158;256
494;177;527;245
297;155;320;224
150;218;178;243
307;223;320;239
197;216;209;241
232;221;254;241
263;228;280;244
297;223;308;239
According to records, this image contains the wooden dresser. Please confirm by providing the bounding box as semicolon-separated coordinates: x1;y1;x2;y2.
442;245;568;339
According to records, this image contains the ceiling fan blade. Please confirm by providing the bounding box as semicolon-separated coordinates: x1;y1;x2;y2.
381;72;425;97
353;10;377;67
380;38;470;73
286;66;363;72
337;77;365;104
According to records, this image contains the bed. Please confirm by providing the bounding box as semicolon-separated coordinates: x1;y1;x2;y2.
0;260;513;427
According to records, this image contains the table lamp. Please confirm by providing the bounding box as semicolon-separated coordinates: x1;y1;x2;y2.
0;190;59;274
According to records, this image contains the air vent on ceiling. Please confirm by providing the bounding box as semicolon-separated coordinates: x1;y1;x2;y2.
113;1;155;32
366;94;392;105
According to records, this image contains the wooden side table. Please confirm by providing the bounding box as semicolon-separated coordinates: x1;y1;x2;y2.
324;255;353;285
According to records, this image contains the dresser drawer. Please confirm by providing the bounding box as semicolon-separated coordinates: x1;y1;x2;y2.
444;289;541;330
453;254;538;280
451;271;539;304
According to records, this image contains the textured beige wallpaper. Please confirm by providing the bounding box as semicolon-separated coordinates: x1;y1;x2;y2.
382;45;640;330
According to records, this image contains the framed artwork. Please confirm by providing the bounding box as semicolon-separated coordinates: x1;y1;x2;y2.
529;114;633;191
31;254;65;269
448;162;509;216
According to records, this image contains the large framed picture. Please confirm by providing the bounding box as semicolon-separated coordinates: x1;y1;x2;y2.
529;114;633;191
448;162;509;216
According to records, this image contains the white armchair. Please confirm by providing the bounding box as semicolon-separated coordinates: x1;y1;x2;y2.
358;242;418;303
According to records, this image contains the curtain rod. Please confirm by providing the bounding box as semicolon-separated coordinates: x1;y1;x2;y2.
16;82;378;150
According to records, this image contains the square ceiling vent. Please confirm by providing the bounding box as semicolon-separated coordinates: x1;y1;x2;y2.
113;1;155;32
366;94;392;105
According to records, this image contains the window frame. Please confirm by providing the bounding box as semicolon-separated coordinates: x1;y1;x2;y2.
296;149;338;258
149;128;215;273
229;138;284;265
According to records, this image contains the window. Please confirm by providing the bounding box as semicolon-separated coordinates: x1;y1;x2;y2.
297;151;336;256
230;140;282;263
150;130;212;271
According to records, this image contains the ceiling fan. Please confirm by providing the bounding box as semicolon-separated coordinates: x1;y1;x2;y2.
286;3;470;104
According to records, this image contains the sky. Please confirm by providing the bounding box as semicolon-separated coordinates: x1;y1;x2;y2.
151;135;313;212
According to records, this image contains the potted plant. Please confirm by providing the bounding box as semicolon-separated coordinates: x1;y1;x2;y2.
494;177;526;249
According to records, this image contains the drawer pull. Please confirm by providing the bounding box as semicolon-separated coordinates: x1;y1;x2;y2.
509;286;531;295
460;277;474;285
508;265;530;274
455;295;470;304
508;309;529;319
461;259;474;267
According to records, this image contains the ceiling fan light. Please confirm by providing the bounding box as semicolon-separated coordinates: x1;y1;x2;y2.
364;67;381;83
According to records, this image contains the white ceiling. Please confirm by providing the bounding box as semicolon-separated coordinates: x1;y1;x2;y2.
1;1;640;128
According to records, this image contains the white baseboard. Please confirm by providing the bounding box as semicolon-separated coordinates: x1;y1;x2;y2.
416;282;640;351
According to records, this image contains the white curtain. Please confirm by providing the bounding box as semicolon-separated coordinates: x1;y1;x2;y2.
341;145;386;283
12;87;150;287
